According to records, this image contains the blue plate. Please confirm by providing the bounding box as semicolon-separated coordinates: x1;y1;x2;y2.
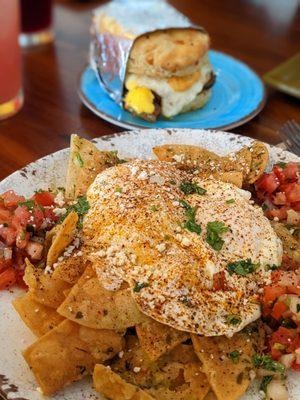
78;50;265;130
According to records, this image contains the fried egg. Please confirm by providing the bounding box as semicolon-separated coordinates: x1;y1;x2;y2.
83;160;282;336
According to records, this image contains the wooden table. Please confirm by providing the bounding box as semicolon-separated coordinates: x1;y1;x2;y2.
0;0;299;180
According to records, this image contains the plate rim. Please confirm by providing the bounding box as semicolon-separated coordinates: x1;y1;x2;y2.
78;50;267;131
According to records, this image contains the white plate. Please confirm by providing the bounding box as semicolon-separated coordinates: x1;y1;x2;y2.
0;129;299;400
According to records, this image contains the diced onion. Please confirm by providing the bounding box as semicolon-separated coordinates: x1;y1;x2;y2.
266;379;289;400
295;348;300;364
257;369;278;377
280;353;295;368
287;209;300;225
4;247;12;260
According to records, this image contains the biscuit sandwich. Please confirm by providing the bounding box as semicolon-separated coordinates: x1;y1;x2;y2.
124;28;215;121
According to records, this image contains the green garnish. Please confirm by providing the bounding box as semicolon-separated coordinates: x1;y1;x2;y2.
150;205;159;212
227;259;259;276
59;195;90;229
273;343;285;350
179;200;202;235
252;354;286;373
206;221;229;251
75;152;84;167
115;187;123;193
226;314;241;325
228;350;240;364
297;304;300;313
133;282;149;292
226;199;235;204
18;200;35;210
180;296;191;307
276;162;287;169
180;181;207;195
262;203;268;211
265;264;279;271
260;376;273;393
110;150;127;164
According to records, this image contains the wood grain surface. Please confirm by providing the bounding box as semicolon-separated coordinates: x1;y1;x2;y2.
0;0;299;180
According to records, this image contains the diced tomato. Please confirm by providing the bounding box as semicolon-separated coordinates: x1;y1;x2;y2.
16;229;30;249
283;163;298;181
271;301;288;320
0;267;16;290
271;327;300;354
284;182;300;203
292;361;300;371
273;166;286;183
255;172;280;194
0;227;17;246
213;271;228;291
32;206;45;230
0;257;13;272
43;207;58;223
271;347;282;360
0;208;12;224
33;191;54;207
13;206;31;228
272;192;287;205
267;207;288;220
291;201;300;211
263;285;286;305
1;190;25;208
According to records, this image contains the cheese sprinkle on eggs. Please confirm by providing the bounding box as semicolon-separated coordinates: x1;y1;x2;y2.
82;160;282;337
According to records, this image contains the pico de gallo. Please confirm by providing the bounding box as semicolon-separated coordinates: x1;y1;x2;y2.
0;190;58;290
255;161;300;224
254;161;300;384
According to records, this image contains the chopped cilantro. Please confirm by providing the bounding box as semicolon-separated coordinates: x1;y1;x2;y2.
18;199;35;210
276;162;287;169
226;199;235;204
115;187;123;193
75;152;84;167
297;304;300;313
150;205;159;212
252;354;286;373
59;195;90;229
180;181;207;195
262;203;268;211
110;150;127;164
228;350;240;364
179;200;202;235
226;314;241;325
227;259;259;276
133;282;149;292
260;376;273;393
180;296;191;307
206;221;229;251
265;264;279;271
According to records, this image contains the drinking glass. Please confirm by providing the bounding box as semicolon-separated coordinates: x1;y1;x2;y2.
19;0;54;47
0;0;23;121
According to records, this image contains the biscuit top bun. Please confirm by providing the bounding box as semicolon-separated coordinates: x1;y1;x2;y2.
127;28;210;79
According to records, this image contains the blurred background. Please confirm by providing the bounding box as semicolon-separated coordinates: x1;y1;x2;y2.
0;0;299;178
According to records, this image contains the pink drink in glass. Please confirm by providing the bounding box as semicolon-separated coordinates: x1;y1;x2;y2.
0;0;23;120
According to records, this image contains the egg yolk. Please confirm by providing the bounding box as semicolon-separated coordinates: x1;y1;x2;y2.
124;86;155;115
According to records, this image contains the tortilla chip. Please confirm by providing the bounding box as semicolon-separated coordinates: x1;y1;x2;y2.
153;144;220;169
57;266;145;330
93;364;154;400
271;221;300;264
223;146;252;179
112;336;209;400
192;333;254;400
23;319;124;396
52;251;88;284
245;141;269;185
136;318;189;361
209;171;243;188
46;211;78;267
24;258;72;309
65;134;121;199
12;292;64;337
